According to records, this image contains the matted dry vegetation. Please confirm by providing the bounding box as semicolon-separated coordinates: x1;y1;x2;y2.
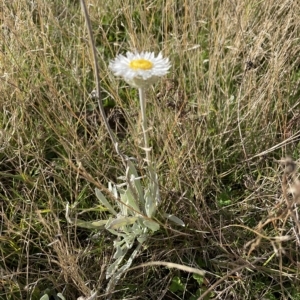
1;0;300;299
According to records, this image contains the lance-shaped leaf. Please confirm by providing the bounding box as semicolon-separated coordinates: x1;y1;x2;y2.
95;188;117;216
72;218;108;229
108;182;119;199
57;294;66;300
123;186;141;213
113;244;124;259
123;233;136;249
131;220;143;235
143;219;160;232
148;166;160;204
106;243;142;292
118;189;128;216
127;161;144;204
164;213;185;227
137;235;148;243
106;254;126;279
106;216;139;230
144;188;157;218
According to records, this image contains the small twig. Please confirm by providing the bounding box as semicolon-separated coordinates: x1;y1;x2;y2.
129;261;207;277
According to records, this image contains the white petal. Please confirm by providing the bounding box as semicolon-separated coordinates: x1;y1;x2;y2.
109;51;171;88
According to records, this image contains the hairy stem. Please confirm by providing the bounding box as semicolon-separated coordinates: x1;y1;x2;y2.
139;87;151;165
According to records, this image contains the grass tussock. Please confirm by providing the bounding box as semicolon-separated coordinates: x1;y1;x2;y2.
1;0;300;299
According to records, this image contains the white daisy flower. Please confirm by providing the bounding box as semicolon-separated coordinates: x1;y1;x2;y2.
109;51;171;88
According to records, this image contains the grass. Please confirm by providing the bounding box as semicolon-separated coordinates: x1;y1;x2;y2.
1;0;300;299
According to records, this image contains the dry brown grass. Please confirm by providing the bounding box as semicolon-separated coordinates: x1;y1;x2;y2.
1;0;300;299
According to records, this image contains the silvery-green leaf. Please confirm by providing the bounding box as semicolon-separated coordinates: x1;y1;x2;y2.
108;182;119;199
130;174;144;202
131;221;142;235
113;245;124;259
113;238;125;249
164;214;185;227
137;235;148;243
124;188;140;213
106;243;142;294
144;189;157;217
40;295;49;300
143;219;160;232
105;218;120;235
95;188;117;216
106;216;138;230
124;234;136;249
126;160;139;178
106;255;126;279
127;161;144;203
77;205;109;213
120;244;140;271
72;218;108;229
110;242;142;280
57;293;66;300
119;192;128;216
106;227;121;236
148;166;160;203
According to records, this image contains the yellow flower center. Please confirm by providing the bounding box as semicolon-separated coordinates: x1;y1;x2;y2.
129;59;153;70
